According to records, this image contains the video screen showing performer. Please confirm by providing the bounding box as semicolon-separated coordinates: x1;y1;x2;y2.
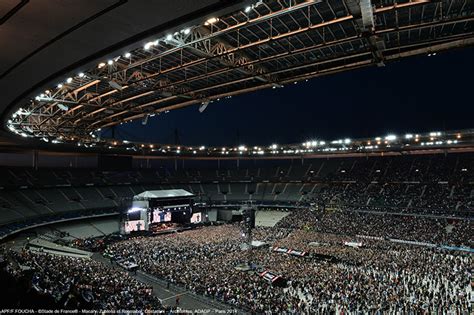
152;210;172;223
190;212;202;223
124;220;145;232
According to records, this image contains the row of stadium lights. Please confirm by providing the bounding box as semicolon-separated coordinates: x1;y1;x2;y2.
3;2;458;148
9;2;281;142
87;12;243;142
22;1;265;120
92;130;464;155
28;0;267;107
8;12;227;140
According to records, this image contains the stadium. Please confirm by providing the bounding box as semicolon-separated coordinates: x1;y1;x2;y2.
0;0;473;313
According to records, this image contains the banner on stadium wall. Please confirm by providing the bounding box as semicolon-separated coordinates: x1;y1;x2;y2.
272;247;307;257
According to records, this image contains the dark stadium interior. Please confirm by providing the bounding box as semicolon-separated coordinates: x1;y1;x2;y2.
0;0;473;314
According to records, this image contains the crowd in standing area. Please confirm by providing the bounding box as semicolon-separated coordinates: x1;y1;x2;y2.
276;208;473;247
106;223;472;314
3;207;472;313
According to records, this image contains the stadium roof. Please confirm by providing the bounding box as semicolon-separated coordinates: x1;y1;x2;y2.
0;0;244;143
2;0;474;153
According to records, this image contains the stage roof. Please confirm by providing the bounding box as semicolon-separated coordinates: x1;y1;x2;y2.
136;189;194;199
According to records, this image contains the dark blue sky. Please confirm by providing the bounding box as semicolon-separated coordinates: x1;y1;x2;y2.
106;46;474;146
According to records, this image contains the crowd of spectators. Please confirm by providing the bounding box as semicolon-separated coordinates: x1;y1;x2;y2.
105;224;472;314
302;181;473;216
2;207;472;313
276;209;473;247
3;249;163;311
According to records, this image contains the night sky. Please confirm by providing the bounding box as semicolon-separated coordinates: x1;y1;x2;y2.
106;46;474;147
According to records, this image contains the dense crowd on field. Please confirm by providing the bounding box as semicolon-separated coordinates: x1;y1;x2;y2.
2;208;472;313
276;209;473;247
105;220;472;314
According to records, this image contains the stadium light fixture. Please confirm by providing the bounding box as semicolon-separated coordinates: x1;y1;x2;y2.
205;17;219;25
124;52;131;58
183;28;191;35
245;6;251;13
57;104;69;111
98;62;106;68
144;41;154;50
78;72;85;78
66;77;73;83
107;60;113;65
166;34;173;41
405;134;413;139
385;135;397;141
